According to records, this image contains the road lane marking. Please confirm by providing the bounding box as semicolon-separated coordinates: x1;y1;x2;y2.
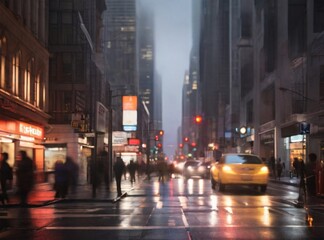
44;225;324;231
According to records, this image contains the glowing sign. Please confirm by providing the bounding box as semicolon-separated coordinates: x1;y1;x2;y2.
19;123;43;139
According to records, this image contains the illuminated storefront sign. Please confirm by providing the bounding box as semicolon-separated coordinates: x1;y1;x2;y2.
0;120;43;139
19;123;43;138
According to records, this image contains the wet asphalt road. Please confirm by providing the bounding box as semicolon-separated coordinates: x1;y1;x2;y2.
1;177;324;240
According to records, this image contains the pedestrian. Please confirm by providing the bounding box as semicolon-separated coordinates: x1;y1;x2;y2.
305;153;317;196
54;159;68;198
293;157;300;178
157;159;167;183
64;156;79;194
15;150;34;206
276;158;284;180
127;159;137;184
0;152;13;204
269;156;276;179
113;156;125;197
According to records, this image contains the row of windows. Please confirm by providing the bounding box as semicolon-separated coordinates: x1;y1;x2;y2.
0;36;46;109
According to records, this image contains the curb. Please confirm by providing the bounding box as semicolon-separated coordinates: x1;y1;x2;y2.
0;189;132;208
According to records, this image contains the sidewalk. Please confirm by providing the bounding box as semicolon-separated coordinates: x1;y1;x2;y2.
269;176;300;187
1;176;145;208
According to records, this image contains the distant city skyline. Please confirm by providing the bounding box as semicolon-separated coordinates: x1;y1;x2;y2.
139;0;193;158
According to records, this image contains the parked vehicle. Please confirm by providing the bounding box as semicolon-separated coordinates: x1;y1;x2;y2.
210;153;269;192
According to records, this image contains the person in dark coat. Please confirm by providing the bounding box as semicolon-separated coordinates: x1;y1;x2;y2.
276;158;284;180
113;157;125;197
127;159;137;184
293;158;300;178
305;153;317;196
269;156;276;179
0;152;13;204
64;156;79;194
54;159;68;198
15;150;34;206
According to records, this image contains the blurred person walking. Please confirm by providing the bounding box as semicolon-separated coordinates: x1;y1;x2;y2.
113;156;125;197
127;159;137;184
64;156;79;194
269;156;276;179
293;157;300;178
15;151;34;206
157;159;168;183
0;152;13;204
305;153;317;196
54;159;68;198
276;158;284;180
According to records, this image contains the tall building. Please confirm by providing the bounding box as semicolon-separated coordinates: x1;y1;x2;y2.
226;0;324;172
181;0;203;158
103;0;139;164
199;0;230;155
136;2;156;161
137;3;154;121
0;0;50;182
46;0;107;184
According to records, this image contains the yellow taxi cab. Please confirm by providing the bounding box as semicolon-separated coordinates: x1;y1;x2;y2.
210;153;269;192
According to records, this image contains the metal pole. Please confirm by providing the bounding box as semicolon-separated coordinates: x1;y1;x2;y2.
146;121;151;180
108;103;113;187
92;132;97;198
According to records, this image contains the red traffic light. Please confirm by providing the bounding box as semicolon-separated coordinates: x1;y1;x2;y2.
155;135;159;141
179;143;183;148
191;142;197;147
195;115;202;124
184;137;189;142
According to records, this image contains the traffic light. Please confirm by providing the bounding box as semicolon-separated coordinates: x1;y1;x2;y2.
179;143;183;148
159;130;164;136
195;115;202;124
155;135;159;141
184;137;189;142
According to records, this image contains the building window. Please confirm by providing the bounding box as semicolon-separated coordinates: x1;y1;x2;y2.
12;51;21;96
0;37;7;89
42;78;46;109
24;59;33;102
35;73;40;107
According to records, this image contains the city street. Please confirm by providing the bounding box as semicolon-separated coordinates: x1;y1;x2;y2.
1;175;324;240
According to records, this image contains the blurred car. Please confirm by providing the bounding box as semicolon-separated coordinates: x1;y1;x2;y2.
183;160;207;179
172;160;186;174
210;153;269;192
201;160;212;179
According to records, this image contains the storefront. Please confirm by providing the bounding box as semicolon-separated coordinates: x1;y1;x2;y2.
0;119;45;181
43;125;94;185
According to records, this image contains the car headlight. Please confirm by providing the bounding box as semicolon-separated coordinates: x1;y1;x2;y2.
198;166;205;172
222;165;232;173
260;166;269;173
187;166;193;172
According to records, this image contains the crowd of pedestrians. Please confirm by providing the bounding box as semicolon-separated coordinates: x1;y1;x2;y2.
267;153;319;197
1;151;321;205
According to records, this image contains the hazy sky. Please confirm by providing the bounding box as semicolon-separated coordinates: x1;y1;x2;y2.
140;0;193;158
